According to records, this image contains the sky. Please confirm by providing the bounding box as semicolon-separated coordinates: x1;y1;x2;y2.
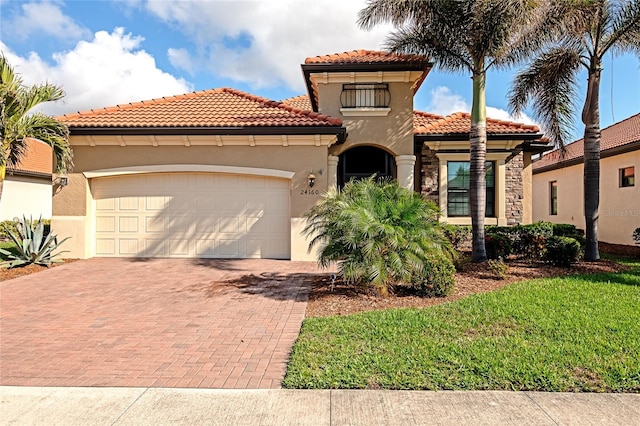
1;0;639;142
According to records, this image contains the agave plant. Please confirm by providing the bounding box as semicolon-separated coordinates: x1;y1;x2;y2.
0;216;69;268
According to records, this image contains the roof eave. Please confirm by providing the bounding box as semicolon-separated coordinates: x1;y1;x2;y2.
302;61;433;112
68;125;348;144
533;139;640;174
415;132;544;142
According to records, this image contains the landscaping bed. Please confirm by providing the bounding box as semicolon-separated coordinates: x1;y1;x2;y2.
306;257;626;318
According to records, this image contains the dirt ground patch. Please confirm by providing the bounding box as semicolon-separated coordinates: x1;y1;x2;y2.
305;258;628;318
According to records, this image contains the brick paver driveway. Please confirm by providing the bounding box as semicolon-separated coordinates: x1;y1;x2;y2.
0;258;330;389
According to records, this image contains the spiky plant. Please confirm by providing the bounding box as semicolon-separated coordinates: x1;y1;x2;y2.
0;216;69;268
304;177;454;296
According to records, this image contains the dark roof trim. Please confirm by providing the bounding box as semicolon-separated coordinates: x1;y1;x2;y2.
415;133;544;142
69;125;347;143
533;140;640;174
6;169;52;180
302;62;432;112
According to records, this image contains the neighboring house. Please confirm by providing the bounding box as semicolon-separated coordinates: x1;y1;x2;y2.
532;113;640;246
0;138;53;221
54;50;550;260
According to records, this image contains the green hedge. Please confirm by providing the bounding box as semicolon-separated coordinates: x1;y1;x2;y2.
1;218;51;240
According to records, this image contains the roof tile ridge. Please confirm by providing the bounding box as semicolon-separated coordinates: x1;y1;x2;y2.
484;115;540;132
276;101;343;126
414;110;444;119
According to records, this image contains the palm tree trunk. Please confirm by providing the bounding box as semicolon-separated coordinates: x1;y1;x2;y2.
581;65;601;261
470;68;488;263
0;164;5;205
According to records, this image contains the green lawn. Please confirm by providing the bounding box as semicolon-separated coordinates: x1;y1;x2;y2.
0;241;17;260
283;258;640;391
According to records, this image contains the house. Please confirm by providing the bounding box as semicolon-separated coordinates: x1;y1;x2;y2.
532;113;640;246
53;50;550;260
0;138;53;221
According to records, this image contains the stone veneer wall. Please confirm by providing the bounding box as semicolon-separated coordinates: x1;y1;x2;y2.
420;146;439;204
504;150;524;225
420;145;525;225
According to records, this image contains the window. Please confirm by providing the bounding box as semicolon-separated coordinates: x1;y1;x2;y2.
620;167;635;187
340;83;390;108
550;181;558;215
447;161;495;217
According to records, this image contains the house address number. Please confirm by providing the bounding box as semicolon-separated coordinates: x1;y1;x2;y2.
300;189;320;195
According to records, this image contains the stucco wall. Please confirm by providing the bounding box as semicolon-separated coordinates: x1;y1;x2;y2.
532;149;640;245
53;144;329;218
52;143;331;259
0;175;52;220
318;82;415;157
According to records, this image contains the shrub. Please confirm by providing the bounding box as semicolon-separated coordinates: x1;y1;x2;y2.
304;177;454;296
544;236;581;267
0;216;68;268
412;254;456;297
0;218;50;240
443;224;472;250
515;221;553;259
552;223;582;237
485;232;512;259
487;258;509;280
633;227;640;245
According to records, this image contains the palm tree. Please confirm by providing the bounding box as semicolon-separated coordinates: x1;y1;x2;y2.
509;0;640;261
359;0;542;262
1;54;73;202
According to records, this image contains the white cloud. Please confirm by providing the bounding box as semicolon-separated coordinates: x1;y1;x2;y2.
142;0;392;92
425;86;537;125
0;28;193;116
6;1;90;41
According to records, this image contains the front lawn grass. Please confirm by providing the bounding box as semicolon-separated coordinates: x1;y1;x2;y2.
0;241;18;260
283;258;640;391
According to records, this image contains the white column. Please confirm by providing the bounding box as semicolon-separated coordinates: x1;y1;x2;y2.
327;155;339;190
395;155;416;190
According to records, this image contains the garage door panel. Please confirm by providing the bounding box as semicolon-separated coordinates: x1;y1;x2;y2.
118;217;139;233
169;239;189;256
118;239;139;255
96;239;116;255
145;216;165;233
93;172;290;258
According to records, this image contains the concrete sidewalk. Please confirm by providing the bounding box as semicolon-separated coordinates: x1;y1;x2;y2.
2;387;639;425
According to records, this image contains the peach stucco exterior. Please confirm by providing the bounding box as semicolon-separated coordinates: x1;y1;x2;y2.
533;149;639;245
52;136;336;260
53;50;545;261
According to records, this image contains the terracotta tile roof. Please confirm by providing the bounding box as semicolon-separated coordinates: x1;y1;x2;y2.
305;49;429;64
414;111;540;135
533;113;640;170
282;95;542;136
7;138;53;176
413;111;445;129
59;88;342;128
281;95;313;111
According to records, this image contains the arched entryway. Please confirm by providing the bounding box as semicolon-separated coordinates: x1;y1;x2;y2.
338;146;396;187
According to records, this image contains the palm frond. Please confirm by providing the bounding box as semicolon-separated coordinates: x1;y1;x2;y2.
357;0;438;30
508;46;583;148
602;0;640;56
17;113;72;173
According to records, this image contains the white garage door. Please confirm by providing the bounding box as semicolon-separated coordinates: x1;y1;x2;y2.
92;173;290;258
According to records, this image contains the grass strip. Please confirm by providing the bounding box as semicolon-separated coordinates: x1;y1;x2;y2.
283;259;640;391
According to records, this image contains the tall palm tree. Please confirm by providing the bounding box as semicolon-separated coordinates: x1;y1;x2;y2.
509;0;640;261
359;0;543;262
1;54;73;202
